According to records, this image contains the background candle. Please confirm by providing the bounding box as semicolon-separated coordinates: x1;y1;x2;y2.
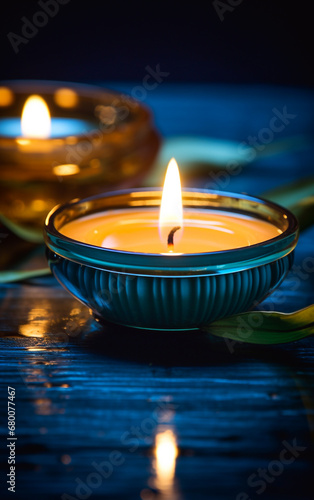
0;94;95;139
0;81;160;227
60;208;282;254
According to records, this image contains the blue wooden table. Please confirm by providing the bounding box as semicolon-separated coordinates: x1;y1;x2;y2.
1;84;314;500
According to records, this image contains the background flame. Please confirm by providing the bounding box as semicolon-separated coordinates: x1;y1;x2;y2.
21;95;51;138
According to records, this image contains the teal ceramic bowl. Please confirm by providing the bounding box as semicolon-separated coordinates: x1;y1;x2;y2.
44;189;299;330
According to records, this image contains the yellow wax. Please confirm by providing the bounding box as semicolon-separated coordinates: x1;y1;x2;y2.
60;208;282;254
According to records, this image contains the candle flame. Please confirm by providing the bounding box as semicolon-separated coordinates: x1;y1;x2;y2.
159;158;183;251
21;95;51;138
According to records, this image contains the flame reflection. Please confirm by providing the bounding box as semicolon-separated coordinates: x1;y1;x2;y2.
155;429;178;488
0;86;14;106
19;307;50;338
54;88;78;108
142;427;180;500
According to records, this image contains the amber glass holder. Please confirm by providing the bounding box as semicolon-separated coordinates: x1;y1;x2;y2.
0;80;160;226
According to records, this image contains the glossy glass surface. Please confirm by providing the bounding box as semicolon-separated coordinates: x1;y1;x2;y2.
45;188;298;276
0;81;161;226
44;189;298;330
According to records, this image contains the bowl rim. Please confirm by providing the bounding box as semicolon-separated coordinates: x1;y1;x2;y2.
0;79;155;143
44;188;299;277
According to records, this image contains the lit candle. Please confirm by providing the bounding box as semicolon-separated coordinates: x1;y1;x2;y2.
0;93;95;224
61;158;282;254
0;82;161;226
45;174;298;329
0;94;94;139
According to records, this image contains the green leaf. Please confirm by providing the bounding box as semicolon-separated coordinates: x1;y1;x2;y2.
0;267;51;284
0;213;44;244
262;176;314;208
204;305;314;344
262;177;314;231
143;135;313;186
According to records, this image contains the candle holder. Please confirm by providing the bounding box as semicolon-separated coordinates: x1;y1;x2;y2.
0;80;160;227
44;189;298;331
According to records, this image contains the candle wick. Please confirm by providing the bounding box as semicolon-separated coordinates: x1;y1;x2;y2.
167;226;181;250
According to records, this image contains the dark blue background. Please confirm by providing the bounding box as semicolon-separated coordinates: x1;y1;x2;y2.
1;0;313;87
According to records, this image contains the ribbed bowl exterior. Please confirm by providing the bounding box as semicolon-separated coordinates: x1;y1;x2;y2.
47;250;293;330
